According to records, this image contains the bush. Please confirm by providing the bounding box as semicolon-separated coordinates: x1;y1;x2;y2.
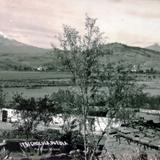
61;131;84;151
32;129;62;140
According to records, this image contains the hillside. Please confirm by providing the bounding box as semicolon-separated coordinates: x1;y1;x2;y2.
0;33;160;71
101;43;160;71
0;34;55;70
0;34;50;55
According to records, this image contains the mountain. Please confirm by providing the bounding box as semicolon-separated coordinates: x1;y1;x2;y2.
0;33;50;55
0;33;160;72
146;43;160;52
0;33;55;70
101;43;160;71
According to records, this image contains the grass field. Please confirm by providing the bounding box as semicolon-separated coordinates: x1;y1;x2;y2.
0;71;71;80
1;71;160;99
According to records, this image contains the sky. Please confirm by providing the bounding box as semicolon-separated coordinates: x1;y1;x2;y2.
0;0;160;48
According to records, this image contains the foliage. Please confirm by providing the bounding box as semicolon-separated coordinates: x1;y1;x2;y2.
32;129;62;141
140;94;160;110
51;89;82;133
12;94;55;139
100;63;145;122
0;87;6;108
61;130;84;151
55;15;145;160
51;89;82;114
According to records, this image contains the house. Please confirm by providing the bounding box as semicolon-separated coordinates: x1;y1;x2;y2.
131;65;137;72
37;66;43;71
0;108;121;134
0;108;19;122
36;66;47;71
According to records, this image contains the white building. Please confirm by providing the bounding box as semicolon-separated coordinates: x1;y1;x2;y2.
0;108;20;122
0;108;121;134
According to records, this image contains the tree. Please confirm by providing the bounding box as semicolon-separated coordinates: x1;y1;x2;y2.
0;87;6;108
102;63;145;124
51;89;82;134
55;15;144;160
12;94;55;139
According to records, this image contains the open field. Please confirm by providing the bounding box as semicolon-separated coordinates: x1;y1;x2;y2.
3;86;160;106
3;86;70;101
0;71;160;81
1;71;160;104
0;71;71;80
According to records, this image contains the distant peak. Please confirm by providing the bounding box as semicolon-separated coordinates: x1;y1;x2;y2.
148;43;160;47
105;42;127;48
146;43;160;52
153;43;160;46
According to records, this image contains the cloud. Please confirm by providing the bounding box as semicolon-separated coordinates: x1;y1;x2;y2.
1;28;56;48
0;0;160;48
128;10;160;20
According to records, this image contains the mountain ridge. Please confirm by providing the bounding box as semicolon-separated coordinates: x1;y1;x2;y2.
0;33;50;55
0;35;160;71
146;43;160;52
101;42;160;72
